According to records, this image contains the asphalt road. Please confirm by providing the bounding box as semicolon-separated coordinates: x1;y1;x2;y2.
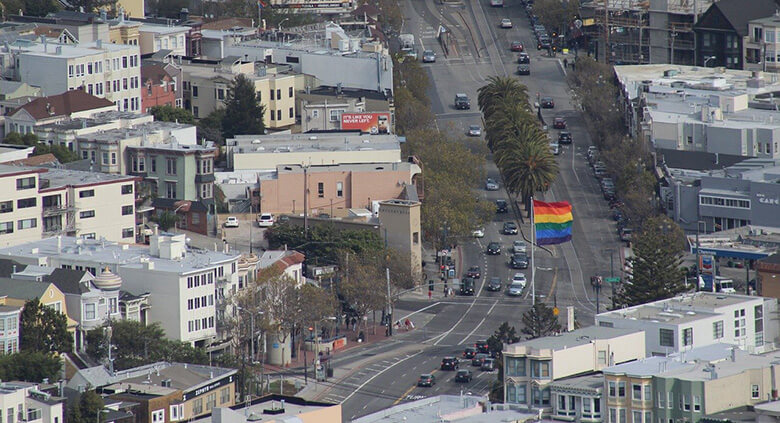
316;0;629;419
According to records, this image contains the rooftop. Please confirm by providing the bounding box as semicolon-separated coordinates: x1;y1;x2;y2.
194;395;336;423
548;373;605;393
504;326;639;354
10;90;114;120
604;343;735;377
665;347;780;382
227;132;401;156
35;166;138;189
73;362;235;391
138;24;189;35
35;111;148;132
0;234;240;275
76;120;197;145
353;395;536;423
0;164;44;177
275;161;417;175
597;292;763;324
16;40;137;59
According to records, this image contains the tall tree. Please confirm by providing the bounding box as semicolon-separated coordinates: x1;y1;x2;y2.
79;390;104;423
150;105;195;124
477;76;529;122
498;139;558;212
486;321;520;357
24;0;60;16
154;211;179;231
521;302;561;339
68;0;116;13
198;109;226;145
0;351;61;382
614;216;687;307
222;74;265;138
20;299;72;353
338;251;386;331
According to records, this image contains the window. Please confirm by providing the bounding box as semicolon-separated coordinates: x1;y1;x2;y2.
276;89;281;99
505;357;526;376
121;205;134;216
16;177;35;190
109;297;117;314
755;27;764;43
752;384;760;399
682;328;693;346
713;321;724;339
193;399;203;415
644;385;652;402
756;304;765;346
610;408;617;423
598;350;607;364
206;392;216;410
658;392;665;408
277;109;281;120
633;384;642;400
220;387;230;404
192;86;199;97
644;412;651;423
329;109;345;122
0;201;11;214
80;210;95;219
633;411;642;423
80;189;95;198
699;195;750;209
166;158;177;175
289;107;294;118
122;184;133;194
17;198;36;209
531;360;550;378
17;218;36;230
619;408;626;423
618;381;626;397
217;88;225;100
84;303;96;320
166;182;177;199
122;228;133;238
336;181;343;197
169;405;182;421
318;182;324;197
659;329;675;347
609;381;617;397
151;157;157;172
683;394;690;411
151;410;164;423
693;395;701;412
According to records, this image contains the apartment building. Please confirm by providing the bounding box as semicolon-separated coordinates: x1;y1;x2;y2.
140;63;176;112
297;86;394;133
139;24;189;56
503;326;645;409
550;374;605;423
0;301;21;355
595;292;776;357
108;13;141;46
181;58;300;128
0;277;77;342
31;111;151;151
0;234;241;346
4;90;116;136
0;381;64;423
746;16;780;73
12;40;142;112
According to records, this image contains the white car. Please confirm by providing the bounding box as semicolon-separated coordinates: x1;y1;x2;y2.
472;227;485;238
500;19;513;28
513;240;527;254
257;213;275;227
508;282;525;296
224;216;239;228
485;178;499;191
512;273;527;285
550;142;560;155
468;125;482;137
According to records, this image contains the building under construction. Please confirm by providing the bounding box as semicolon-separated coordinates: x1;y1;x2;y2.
581;0;713;65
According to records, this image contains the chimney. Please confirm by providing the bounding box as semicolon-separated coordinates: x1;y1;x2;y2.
55;46;62;55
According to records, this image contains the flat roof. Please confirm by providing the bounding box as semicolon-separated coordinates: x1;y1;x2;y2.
0;235;240;275
227;133;401;155
661;348;780;382
139;24;190;35
37;111;147;132
505;326;639;354
0;163;44;176
604;343;735;377
18;40;137;59
36;166;138;188
352;395;536;423
597;292;762;324
276;161;416;174
549;373;605;392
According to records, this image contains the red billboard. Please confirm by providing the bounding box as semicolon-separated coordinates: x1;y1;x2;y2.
341;113;391;134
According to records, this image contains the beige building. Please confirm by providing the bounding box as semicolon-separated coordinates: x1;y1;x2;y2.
0;164;139;247
379;200;422;284
139;24;189;56
503;326;646;409
225;133;402;171
182;58;300;128
108;14;141;46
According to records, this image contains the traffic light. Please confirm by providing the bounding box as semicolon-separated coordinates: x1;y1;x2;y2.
552;31;558;38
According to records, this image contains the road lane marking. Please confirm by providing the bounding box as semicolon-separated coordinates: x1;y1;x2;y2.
398;302;440;322
458;300;498;345
393;369;439;405
341;351;423;404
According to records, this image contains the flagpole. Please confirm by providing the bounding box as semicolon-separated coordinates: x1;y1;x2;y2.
531;196;535;306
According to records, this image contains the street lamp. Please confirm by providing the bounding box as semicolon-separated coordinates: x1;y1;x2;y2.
171;202;188;233
278;18;289;33
704;55;717;67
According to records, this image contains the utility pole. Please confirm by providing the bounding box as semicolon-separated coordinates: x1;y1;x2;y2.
610;251;615;309
303;165;309;236
603;0;609;64
386;267;392;336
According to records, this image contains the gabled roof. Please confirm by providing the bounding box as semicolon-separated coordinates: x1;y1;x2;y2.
0;258;26;277
10;90;114;121
696;0;780;36
0;277;53;301
1;153;59;167
45;268;92;295
141;63;172;84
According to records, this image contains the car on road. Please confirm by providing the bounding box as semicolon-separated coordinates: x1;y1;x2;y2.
510;253;529;269
538;38;551;51
481;358;496;371
468;125;482;136
558;131;573;144
466;265;481;279
510;41;524;52
422;49;436;63
256;213;274;227
463;347;477;359
500;18;513;28
455;369;473;382
460;277;475;295
553;117;566;129
587;146;599;157
475;340;490;353
549;141;560;155
512;272;527;285
517;64;530;75
540;97;555;108
224;216;239;228
517;52;530;64
455;93;471;109
620;227;633;243
487;242;501;255
503;221;518;235
441;357;459;370
496;199;509;213
472;353;489;366
507;281;525;296
472;227;485;238
486;277;502;291
513;240;527;254
490;0;503;6
417;374;436;387
485;178;499;191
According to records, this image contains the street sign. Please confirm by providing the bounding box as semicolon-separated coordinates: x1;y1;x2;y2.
553;307;559;316
604;277;621;283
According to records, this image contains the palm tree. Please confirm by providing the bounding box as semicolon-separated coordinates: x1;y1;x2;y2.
498;140;559;214
478;76;529;121
486;104;537;151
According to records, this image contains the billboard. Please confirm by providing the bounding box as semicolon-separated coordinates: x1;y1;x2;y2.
341;113;391;134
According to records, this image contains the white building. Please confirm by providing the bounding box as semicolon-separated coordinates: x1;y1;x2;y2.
13;40;142;112
0;233;241;347
138;24;189;56
595;292;777;356
0;381;64;423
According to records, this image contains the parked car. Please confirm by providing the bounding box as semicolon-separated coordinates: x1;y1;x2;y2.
540;97;555;108
487;242;501;255
441;356;459;370
468;125;482;136
455;369;473;383
463;347;477;359
485;178;499;191
422;49;436;63
460;277;475;295
472;353;489;366
466;265;481;279
513;240;527;254
510;41;524;52
417;374;436;387
472;227;485;238
553;117;566;129
517;64;530;75
257;213;274;227
455;93;471;109
500;18;513;28
503;221;518;235
481;358;496;371
496;199;509;213
517;52;530;64
510;253;529;269
487;277;502;291
224;216;239;228
558;131;573;144
620;228;633;243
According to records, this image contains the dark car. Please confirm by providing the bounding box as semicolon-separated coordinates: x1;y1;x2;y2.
417;373;435;387
510;41;524;52
466;265;481;279
463;347;477;359
537;39;551;50
517;52;530;64
496;199;509;213
486;276;502;291
558;131;573;144
553;117;566;129
455;93;471;110
472;353;489;366
503;221;518;235
481;358;496;371
518;64;530;75
540;97;555;108
487;242;501;255
475;340;490;354
441;356;459;370
460;277;475;296
511;253;529;269
455;369;473;383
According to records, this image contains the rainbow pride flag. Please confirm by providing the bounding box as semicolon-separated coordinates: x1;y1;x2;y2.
533;200;573;245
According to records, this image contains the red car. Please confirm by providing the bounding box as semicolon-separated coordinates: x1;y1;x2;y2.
553;117;566;129
510;41;524;52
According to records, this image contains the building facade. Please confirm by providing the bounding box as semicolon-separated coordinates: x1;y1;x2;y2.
138;24;189;57
0;381;64;423
140;63;176;112
378;200;422;284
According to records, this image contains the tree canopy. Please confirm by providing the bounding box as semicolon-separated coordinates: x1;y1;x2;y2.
521;302;561;339
0;351;62;382
4;132;78;163
20;298;72;353
223;74;265;138
265;223;384;265
150;105;195;125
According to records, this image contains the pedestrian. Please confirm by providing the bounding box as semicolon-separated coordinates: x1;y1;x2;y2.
428;290;432;300
563;58;568;69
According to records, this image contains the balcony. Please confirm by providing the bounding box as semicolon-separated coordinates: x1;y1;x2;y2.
42;203;75;217
43;222;76;236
